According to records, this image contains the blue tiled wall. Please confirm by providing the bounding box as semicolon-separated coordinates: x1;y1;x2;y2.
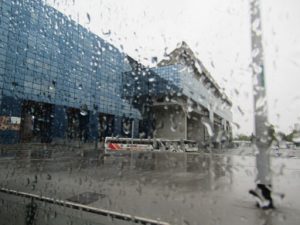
0;0;141;143
1;0;139;118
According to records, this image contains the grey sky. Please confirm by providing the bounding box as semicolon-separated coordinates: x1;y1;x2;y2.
47;0;300;135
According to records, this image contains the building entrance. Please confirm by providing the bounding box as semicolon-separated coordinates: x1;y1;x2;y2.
99;114;114;141
67;108;90;142
20;100;53;143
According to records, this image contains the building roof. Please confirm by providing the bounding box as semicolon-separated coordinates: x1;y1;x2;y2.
158;41;232;106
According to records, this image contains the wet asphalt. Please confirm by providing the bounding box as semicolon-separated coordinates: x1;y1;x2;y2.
0;147;300;225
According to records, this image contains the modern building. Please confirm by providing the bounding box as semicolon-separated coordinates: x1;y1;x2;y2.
0;0;140;144
123;42;232;145
0;0;232;145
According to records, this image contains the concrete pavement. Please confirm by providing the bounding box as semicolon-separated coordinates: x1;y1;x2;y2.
1;150;300;225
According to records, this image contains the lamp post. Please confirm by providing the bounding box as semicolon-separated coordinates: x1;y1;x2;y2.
249;0;273;209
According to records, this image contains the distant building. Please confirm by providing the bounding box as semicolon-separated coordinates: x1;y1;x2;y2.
0;0;232;145
124;42;232;145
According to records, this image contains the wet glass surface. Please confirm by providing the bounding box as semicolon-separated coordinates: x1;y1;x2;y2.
1;0;300;224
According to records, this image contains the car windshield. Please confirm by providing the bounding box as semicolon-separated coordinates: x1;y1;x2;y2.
1;0;300;225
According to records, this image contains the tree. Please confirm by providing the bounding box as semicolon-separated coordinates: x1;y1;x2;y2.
286;130;297;142
235;134;251;141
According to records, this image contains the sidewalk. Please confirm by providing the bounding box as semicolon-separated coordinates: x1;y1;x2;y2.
0;141;99;159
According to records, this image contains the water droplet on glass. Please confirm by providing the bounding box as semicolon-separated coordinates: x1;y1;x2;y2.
80;110;88;116
148;77;156;82
237;106;244;116
255;97;266;110
201;118;214;137
86;13;91;23
253;63;262;74
80;105;88;116
151;57;158;64
170;114;177;132
252;48;260;58
102;29;111;36
49;85;54;90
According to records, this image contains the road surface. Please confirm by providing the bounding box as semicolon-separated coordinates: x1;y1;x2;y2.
0;147;300;225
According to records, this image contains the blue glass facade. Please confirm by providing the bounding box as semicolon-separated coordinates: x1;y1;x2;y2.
152;65;182;87
0;0;140;143
0;0;232;144
153;64;232;121
122;58;180;100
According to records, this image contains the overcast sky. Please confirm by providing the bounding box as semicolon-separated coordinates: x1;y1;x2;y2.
46;0;300;135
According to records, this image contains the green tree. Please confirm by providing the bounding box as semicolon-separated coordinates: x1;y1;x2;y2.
235;134;251;141
286;130;297;142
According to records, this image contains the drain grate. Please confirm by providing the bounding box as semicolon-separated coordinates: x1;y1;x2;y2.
67;192;105;205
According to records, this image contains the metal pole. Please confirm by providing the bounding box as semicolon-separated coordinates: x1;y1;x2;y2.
131;119;135;143
0;187;170;225
130;119;135;169
249;0;273;209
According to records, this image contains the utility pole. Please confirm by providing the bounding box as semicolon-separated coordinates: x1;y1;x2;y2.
249;0;274;209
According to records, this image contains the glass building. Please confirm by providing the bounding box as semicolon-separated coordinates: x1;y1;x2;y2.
124;43;233;143
0;0;141;144
0;0;232;144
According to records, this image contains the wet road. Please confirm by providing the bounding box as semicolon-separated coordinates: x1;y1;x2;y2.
1;148;300;225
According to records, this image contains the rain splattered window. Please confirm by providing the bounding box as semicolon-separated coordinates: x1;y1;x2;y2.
0;0;299;224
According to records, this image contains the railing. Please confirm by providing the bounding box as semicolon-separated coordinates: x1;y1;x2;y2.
0;187;170;225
